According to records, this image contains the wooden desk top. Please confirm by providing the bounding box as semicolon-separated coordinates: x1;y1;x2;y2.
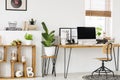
58;44;103;48
58;44;120;48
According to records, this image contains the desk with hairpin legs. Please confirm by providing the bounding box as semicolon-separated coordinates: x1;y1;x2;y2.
58;44;119;78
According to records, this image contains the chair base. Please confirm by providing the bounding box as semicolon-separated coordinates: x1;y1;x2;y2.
92;65;114;77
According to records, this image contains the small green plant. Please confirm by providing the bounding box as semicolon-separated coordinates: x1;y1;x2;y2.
24;33;33;40
29;18;36;25
41;22;55;47
96;27;102;37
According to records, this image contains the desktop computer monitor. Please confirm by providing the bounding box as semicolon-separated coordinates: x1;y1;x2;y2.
77;27;96;44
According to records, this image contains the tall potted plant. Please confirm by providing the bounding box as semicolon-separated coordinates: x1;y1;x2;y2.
41;22;55;56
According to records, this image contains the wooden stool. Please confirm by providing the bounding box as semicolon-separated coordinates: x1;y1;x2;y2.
41;55;57;77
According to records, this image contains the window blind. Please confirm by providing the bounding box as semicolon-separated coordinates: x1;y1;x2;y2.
85;0;111;17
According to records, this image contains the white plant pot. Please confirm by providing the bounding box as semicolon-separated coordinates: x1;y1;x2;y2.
25;40;32;45
44;46;55;56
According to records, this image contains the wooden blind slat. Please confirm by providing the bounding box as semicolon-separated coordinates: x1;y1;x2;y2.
86;10;111;17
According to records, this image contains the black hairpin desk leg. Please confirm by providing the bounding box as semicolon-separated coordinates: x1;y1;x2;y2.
113;48;117;71
117;46;119;71
64;48;72;78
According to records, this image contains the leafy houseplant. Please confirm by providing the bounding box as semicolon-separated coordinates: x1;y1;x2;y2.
24;33;33;45
25;33;33;40
41;22;55;47
41;22;55;56
96;27;102;37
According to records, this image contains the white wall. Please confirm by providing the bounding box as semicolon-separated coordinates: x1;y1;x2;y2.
0;0;85;33
0;0;119;76
112;0;120;42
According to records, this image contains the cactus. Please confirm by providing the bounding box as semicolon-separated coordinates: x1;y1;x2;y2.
29;18;36;25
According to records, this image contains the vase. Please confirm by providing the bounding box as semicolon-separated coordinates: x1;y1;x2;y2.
25;40;32;45
44;46;55;56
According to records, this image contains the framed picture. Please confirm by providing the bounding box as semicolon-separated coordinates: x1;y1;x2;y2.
59;28;71;40
71;28;78;44
59;28;77;44
6;0;27;11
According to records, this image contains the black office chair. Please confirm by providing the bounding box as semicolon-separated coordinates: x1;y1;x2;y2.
91;43;114;77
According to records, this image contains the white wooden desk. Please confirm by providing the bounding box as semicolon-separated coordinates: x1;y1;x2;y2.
58;44;120;78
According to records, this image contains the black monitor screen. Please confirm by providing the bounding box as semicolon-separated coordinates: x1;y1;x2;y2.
77;27;96;39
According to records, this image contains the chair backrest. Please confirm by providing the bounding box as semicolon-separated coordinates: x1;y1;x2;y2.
102;43;113;61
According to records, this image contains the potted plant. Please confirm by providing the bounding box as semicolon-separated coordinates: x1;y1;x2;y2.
96;27;102;39
24;33;33;45
28;18;37;30
29;18;36;25
41;22;55;56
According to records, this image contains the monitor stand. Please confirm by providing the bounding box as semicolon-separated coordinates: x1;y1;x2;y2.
78;39;97;45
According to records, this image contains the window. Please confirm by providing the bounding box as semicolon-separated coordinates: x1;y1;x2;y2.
85;0;111;37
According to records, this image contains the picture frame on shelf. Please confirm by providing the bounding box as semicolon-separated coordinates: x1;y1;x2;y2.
6;0;27;11
59;28;77;45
